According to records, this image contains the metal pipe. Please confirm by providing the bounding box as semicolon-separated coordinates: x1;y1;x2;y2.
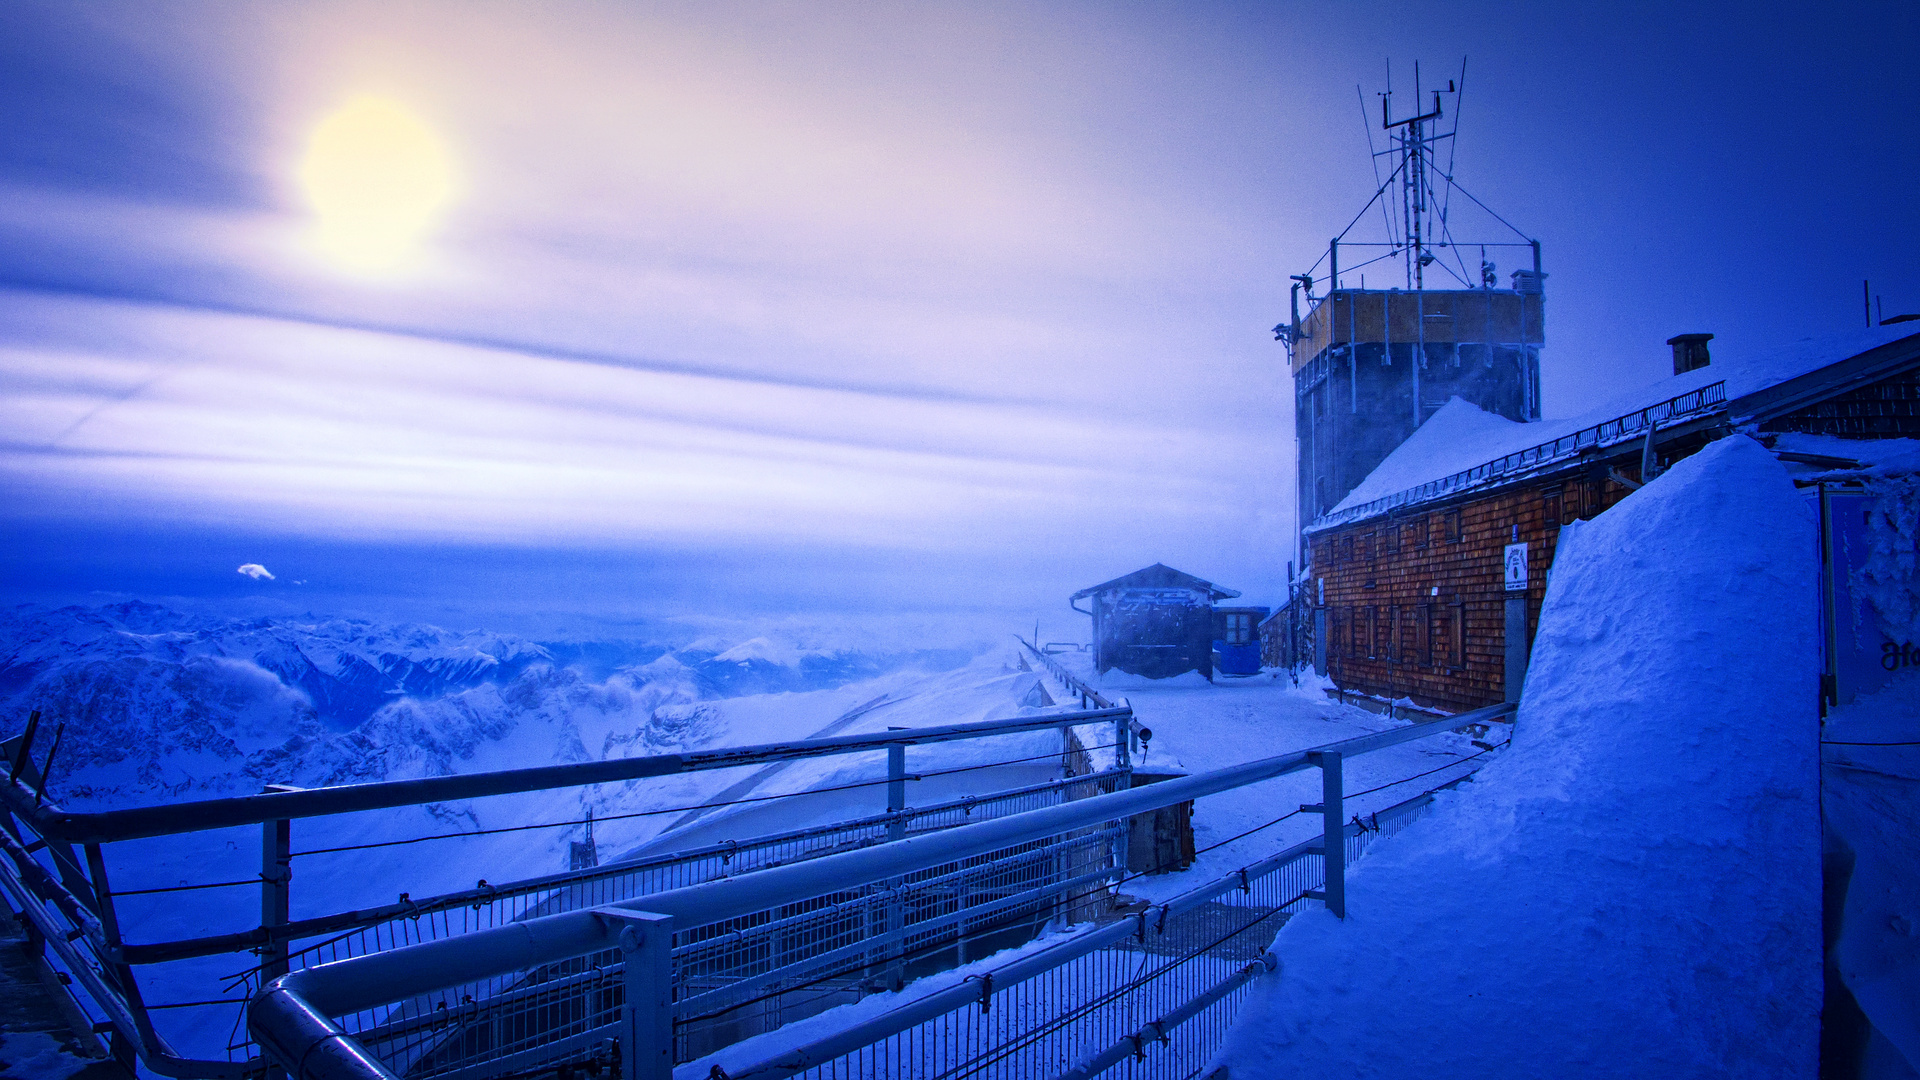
15;708;1129;845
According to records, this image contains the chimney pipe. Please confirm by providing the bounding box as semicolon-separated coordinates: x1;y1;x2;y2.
1667;333;1713;375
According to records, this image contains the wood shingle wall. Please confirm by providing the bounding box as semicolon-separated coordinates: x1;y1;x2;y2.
1308;460;1643;712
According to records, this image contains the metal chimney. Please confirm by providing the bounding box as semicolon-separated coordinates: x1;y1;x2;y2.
1667;333;1713;375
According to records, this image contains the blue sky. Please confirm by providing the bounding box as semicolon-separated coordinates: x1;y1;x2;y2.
1;0;1914;637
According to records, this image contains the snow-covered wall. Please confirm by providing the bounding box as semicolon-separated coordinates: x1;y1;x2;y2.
1213;435;1823;1078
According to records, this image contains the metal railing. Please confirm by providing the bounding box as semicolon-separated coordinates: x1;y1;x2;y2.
247;699;1515;1080
1021;638;1118;712
0;706;1134;1079
1312;380;1728;530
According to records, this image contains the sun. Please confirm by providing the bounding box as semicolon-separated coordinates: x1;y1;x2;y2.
297;95;458;276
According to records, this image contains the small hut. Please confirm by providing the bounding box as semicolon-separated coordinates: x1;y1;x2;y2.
1070;564;1241;681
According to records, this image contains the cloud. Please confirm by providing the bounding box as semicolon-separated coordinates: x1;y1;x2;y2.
237;563;275;580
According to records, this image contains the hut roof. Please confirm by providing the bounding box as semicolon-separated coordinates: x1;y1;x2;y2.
1318;325;1920;530
1070;563;1241;602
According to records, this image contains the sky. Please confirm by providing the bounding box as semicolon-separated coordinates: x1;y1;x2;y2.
1;0;1915;639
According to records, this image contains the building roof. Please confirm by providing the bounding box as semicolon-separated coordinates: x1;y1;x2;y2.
1069;563;1242;602
1315;325;1920;531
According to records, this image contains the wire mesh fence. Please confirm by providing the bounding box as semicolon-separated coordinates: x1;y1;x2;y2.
725;787;1441;1080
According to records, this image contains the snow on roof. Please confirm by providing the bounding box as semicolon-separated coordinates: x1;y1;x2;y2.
1332;397;1538;513
1331;324;1920;519
1069;563;1241;601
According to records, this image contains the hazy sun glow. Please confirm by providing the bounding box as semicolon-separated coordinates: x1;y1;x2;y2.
297;95;457;275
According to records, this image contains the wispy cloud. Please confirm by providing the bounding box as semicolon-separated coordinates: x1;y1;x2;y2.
236;563;274;580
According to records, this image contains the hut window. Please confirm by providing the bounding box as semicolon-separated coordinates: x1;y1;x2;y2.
1411;515;1429;549
1361;532;1375;563
1369;605;1385;659
1383;521;1401;556
1417;603;1434;666
1340;535;1354;564
1543;490;1561;528
1349;607;1366;657
1443;509;1462;543
1223;612;1253;645
1449;603;1466;669
1388;606;1401;661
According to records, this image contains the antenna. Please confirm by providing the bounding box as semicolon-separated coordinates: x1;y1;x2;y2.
1381;60;1448;288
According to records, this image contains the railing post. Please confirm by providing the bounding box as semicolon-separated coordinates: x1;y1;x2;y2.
261;818;292;982
886;736;907;843
601;909;673;1080
1305;750;1345;918
1113;714;1132;775
884;734;907;989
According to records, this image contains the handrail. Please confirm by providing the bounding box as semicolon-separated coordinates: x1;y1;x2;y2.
124;765;1130;966
248;700;1514;1075
4;707;1127;845
1019;636;1118;711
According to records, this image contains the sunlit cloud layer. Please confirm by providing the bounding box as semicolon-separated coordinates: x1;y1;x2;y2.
0;289;1283;560
1;0;1913;616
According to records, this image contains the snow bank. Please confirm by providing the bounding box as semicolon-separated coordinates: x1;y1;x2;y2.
1214;435;1823;1078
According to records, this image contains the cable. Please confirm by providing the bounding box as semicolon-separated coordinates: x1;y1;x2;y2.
292;743;1117;857
1826;737;1920;747
1345;741;1503;800
112;877;260;897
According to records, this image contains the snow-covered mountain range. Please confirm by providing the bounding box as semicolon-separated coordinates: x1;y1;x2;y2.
0;601;973;807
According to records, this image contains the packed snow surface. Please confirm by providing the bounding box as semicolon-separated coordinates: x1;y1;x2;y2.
1216;435;1824;1078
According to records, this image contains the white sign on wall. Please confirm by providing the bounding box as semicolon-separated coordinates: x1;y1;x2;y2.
1504;542;1529;591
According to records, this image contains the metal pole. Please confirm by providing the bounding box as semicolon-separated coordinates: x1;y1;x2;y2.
601;909;674;1080
261;818;291;981
1305;751;1345;918
82;844;159;1071
886;741;907;843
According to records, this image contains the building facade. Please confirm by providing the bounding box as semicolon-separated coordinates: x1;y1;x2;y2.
1301;329;1920;712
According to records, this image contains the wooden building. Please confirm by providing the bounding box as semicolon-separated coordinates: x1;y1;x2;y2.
1070;564;1240;681
1300;327;1920;713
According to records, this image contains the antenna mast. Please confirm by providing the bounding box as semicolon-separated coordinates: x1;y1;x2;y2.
1381;61;1449;289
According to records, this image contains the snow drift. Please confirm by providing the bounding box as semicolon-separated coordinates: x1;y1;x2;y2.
1214;435;1823;1078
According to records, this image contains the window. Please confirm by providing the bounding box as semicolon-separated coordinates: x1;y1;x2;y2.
1387;606;1401;662
1449;603;1466;669
1340;535;1354;564
1543;490;1561;528
1368;605;1384;659
1223;612;1253;645
1383;520;1401;556
1443;509;1463;543
1360;532;1375;564
1411;514;1429;549
1349;606;1366;657
1417;603;1434;667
